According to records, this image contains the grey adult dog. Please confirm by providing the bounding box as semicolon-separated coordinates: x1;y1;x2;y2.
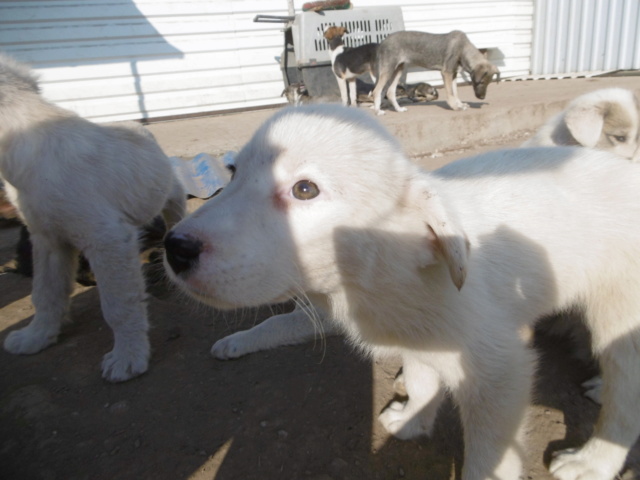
372;30;500;114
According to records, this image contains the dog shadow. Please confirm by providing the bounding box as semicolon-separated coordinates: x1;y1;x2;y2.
538;324;640;477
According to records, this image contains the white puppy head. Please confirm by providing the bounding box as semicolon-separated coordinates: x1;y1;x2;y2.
164;105;467;309
560;88;640;160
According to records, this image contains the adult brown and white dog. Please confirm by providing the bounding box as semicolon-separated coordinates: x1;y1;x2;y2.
0;54;185;382
372;30;500;114
165;104;640;480
324;25;378;107
523;87;640;161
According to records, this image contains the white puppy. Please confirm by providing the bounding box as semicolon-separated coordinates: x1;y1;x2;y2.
523;87;640;161
0;54;185;382
524;87;640;404
164;104;640;480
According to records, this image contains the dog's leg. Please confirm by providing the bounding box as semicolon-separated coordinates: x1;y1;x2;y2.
336;77;349;106
4;235;77;354
386;66;407;113
368;73;376;98
85;224;150;382
372;69;392;115
347;79;357;107
550;302;640;480
442;71;468;111
378;354;445;439
211;303;336;359
455;338;534;480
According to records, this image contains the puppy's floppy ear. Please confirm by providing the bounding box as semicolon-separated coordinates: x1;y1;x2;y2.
564;102;604;147
409;177;469;290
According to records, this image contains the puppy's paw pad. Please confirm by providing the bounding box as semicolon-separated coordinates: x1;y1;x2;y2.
550;449;610;480
4;326;58;354
211;334;251;360
101;347;149;382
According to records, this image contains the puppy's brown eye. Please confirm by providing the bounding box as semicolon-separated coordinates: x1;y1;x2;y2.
292;180;319;200
614;135;627;143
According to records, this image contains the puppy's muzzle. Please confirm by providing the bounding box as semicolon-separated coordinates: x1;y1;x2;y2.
164;231;203;275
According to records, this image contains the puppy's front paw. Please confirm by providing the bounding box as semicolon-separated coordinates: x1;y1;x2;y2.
395;107;408;113
379;401;429;440
375;109;386;116
4;323;58;354
101;335;149;382
550;449;614;480
450;102;469;111
211;332;254;360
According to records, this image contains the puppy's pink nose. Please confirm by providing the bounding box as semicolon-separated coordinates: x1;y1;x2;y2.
164;231;203;275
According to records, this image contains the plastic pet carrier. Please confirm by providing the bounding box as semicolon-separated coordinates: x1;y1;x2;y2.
255;6;404;98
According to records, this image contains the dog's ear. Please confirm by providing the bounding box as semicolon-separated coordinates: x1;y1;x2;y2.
409;177;469;290
564;103;604;147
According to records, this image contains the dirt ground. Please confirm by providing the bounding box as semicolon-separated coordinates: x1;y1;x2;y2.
2;125;640;480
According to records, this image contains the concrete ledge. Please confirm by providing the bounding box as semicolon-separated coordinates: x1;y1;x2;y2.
147;76;640;159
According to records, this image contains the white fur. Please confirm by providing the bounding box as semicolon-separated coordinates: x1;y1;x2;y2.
524;87;640;405
524;87;640;161
166;104;640;479
0;55;185;382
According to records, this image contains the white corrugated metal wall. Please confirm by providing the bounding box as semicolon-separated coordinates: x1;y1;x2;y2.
1;0;533;122
532;0;640;76
0;0;298;122
374;0;533;86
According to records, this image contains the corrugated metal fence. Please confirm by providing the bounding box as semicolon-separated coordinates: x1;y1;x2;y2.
0;0;535;122
10;1;639;121
531;0;640;76
0;0;292;122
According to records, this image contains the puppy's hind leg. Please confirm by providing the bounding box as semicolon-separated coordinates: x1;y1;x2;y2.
4;234;77;354
85;223;150;382
372;68;391;115
379;354;445;440
385;65;407;113
550;299;640;480
456;338;535;480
